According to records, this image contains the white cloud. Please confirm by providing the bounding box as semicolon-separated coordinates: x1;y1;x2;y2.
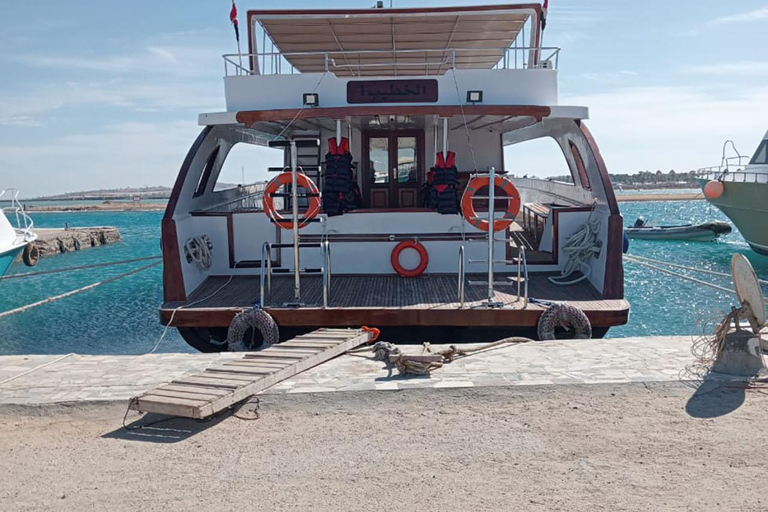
683;61;768;76
0;121;202;195
710;6;768;24
562;86;768;173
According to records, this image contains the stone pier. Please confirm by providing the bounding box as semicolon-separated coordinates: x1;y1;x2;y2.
17;227;121;260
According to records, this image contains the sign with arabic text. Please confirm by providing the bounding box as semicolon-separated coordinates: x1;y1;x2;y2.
347;79;439;104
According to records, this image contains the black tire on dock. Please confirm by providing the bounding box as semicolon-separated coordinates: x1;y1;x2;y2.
177;327;228;353
22;243;40;267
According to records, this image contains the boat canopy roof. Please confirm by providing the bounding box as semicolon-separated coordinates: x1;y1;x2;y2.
248;4;542;76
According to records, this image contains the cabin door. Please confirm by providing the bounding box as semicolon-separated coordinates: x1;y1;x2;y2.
364;130;424;208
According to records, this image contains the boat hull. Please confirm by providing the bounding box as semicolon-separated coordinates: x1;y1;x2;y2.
698;179;768;254
0;246;24;277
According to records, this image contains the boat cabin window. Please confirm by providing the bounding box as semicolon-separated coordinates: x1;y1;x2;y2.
504;137;574;185
214;142;283;192
751;140;768;165
194;146;220;198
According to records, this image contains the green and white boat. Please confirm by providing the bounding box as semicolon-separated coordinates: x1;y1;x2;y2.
0;189;37;276
697;133;768;256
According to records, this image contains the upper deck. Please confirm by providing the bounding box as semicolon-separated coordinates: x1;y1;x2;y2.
205;3;579;124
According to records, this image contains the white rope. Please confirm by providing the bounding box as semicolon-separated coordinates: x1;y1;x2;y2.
184;236;213;271
624;255;741;297
148;275;235;354
275;71;328;140
0;255;162;281
549;209;602;286
450;67;478;172
0;262;161;319
626;253;768;286
0;353;75;387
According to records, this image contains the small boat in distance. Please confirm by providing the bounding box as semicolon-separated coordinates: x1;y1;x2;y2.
0;189;38;276
625;217;731;242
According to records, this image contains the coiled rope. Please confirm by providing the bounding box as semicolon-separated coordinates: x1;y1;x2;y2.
184;236;213;271
549;209;602;286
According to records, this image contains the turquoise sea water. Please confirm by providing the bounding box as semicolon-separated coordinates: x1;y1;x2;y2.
1;198;766;355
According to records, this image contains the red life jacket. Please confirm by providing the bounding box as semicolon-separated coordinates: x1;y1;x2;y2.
435;151;456;169
328;137;350;155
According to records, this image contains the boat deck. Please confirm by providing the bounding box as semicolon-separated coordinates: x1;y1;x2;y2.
162;274;629;330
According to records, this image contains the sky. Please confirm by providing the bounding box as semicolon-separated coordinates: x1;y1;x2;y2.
1;0;767;197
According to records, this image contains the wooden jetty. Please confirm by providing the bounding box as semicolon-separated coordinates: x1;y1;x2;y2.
129;328;374;419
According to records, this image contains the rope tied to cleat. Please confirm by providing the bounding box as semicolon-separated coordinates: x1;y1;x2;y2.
370;337;534;375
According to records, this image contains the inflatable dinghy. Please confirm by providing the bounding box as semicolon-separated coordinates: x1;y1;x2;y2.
625;217;732;241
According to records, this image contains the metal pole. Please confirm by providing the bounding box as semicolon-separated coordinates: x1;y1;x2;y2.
290;141;301;303
336;119;342;145
487;166;496;305
442;117;449;158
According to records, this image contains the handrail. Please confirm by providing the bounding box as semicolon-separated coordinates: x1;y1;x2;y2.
0;189;35;241
696;168;768;184
223;46;561;76
458;244;466;308
516;246;529;308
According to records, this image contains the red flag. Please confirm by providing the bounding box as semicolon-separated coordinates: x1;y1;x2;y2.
230;1;240;42
542;0;548;30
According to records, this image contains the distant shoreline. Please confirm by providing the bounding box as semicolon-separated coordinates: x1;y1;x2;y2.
25;203;167;213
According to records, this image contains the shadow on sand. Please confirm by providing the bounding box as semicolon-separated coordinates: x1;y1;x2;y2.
102;410;234;444
685;374;747;419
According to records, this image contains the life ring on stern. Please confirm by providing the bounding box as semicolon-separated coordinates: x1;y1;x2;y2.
263;171;321;229
391;240;429;278
461;176;521;232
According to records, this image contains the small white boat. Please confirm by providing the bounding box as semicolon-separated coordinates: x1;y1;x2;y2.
625;217;731;241
0;189;38;276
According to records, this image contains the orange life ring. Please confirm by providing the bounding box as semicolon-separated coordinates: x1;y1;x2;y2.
460;175;521;232
263;171;321;230
390;240;429;278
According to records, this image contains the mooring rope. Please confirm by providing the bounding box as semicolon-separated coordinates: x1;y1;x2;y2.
0;255;162;281
0;353;75;387
0;261;161;319
372;337;534;375
623;254;743;297
626;253;768;286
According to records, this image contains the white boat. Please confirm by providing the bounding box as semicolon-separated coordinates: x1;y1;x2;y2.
159;3;630;351
0;189;37;276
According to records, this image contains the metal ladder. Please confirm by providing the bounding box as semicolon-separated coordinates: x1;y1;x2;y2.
457;166;529;309
260;139;331;308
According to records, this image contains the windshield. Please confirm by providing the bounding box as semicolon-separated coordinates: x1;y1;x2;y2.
750;140;768;165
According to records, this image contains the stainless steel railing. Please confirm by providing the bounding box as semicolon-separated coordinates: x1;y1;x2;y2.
223;46;561;77
0;189;35;241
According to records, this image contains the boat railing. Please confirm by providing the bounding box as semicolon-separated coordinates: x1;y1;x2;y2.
0;189;35;239
696;167;768;184
223;46;561;77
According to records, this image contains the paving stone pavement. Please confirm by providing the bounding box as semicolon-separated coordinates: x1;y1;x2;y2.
0;336;750;406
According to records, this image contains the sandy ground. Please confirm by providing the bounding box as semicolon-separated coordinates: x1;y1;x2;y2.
0;382;765;512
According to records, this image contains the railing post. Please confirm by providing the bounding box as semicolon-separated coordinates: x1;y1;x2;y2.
324;52;329;72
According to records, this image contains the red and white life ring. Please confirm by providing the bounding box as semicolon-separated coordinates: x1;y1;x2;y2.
390;240;429;278
460;175;521;232
263;171;321;230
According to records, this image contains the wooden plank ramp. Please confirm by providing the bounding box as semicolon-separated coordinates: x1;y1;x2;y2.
129;328;373;419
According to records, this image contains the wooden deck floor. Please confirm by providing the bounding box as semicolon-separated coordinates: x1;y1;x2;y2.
162;274;629;329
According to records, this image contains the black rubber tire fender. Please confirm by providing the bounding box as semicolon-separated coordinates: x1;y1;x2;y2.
227;309;280;352
537;304;592;341
22;243;40;267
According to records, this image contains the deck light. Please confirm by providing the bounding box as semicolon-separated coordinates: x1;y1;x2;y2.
303;93;320;107
466;90;483;104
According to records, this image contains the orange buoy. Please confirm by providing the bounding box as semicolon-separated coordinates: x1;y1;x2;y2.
391;240;429;278
263;171;321;229
704;180;724;200
461;175;521;232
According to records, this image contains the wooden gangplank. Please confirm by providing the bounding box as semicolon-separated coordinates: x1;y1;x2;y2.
129;328;373;419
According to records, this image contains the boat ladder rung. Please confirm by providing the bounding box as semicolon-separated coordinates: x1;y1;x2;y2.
466;280;522;287
468;259;521;265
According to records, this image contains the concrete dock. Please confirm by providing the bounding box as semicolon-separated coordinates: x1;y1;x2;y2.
17;227;121;260
0;336;733;406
